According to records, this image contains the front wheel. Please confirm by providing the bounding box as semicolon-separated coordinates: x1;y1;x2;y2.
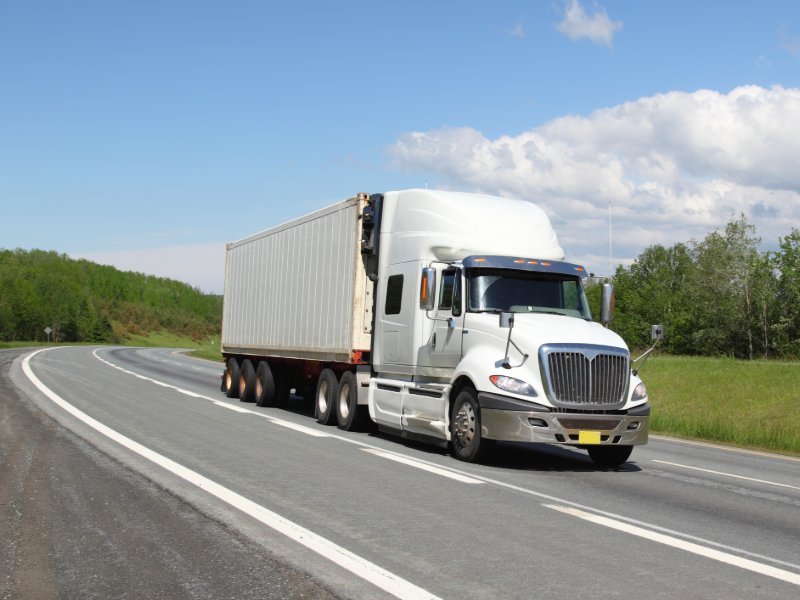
450;388;492;462
587;445;633;467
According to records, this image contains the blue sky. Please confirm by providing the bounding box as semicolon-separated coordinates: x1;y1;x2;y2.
3;1;800;292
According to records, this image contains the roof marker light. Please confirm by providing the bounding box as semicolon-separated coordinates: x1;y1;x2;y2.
475;258;486;262
528;260;538;265
541;262;551;266
514;259;525;263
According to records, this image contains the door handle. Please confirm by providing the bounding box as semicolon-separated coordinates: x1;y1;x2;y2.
432;332;437;349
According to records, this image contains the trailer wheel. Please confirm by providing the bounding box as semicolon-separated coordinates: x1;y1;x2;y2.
314;369;338;425
587;445;633;468
239;359;256;402
336;371;363;431
224;358;240;398
254;361;277;407
450;387;491;462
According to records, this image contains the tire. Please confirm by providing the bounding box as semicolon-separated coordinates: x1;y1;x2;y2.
224;358;240;398
336;371;364;431
254;361;277;407
314;369;338;425
239;359;256;402
450;387;492;462
587;445;633;467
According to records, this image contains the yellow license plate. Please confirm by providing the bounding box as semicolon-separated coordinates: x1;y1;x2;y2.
579;431;601;445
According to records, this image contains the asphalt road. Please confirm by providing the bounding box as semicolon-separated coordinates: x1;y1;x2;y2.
4;346;800;599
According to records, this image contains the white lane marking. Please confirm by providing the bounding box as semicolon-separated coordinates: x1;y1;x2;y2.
23;349;441;600
262;416;330;438
213;401;253;414
93;349;329;438
653;460;800;491
362;449;484;484
651;435;800;463
90;348;800;574
544;504;800;587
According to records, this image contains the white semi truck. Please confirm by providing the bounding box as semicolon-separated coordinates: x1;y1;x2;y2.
220;189;652;466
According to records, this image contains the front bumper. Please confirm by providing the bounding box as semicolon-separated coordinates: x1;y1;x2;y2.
478;392;649;446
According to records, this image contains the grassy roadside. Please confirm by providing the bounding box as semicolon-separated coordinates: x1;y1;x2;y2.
0;332;224;363
643;355;800;456
124;331;223;362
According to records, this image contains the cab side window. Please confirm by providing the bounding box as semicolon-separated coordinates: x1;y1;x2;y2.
385;274;404;315
439;269;462;316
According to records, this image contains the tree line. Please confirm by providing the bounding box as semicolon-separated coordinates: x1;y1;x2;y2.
596;217;800;359
0;249;222;343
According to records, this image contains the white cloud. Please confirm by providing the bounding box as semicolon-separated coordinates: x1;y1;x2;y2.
556;0;622;46
388;85;800;275
71;242;226;294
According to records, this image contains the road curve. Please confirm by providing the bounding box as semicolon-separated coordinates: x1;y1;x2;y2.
6;346;800;599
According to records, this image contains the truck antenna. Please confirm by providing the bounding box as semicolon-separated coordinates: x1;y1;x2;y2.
608;199;613;279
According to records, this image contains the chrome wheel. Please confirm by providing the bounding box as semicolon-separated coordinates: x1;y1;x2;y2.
454;401;476;447
338;381;351;420
450;387;490;462
317;380;329;415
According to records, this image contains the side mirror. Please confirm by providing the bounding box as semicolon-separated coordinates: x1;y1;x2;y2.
651;324;664;341
600;283;614;325
420;268;436;310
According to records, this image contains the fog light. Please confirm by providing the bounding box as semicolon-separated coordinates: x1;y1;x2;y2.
627;421;640;431
528;418;547;428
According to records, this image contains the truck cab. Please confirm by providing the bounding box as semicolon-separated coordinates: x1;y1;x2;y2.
367;189;649;465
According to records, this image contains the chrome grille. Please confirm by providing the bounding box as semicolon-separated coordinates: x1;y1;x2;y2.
541;345;629;408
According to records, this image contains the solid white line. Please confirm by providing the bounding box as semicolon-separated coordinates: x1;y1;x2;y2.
362;449;484;484
258;414;331;438
24;348;441;600
93;349;330;438
213;401;253;414
652;460;800;491
544;504;800;586
651;435;800;463
89;348;800;574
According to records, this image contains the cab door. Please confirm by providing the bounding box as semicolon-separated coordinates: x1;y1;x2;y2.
430;268;464;369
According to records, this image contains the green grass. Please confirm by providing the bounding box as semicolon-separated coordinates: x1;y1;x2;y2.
1;331;224;363
0;340;96;348
123;331;223;363
643;354;800;455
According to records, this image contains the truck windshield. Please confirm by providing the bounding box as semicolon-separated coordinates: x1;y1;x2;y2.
467;268;591;319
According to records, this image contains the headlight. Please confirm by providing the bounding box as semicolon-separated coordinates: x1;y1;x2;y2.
631;382;648;402
489;375;537;397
